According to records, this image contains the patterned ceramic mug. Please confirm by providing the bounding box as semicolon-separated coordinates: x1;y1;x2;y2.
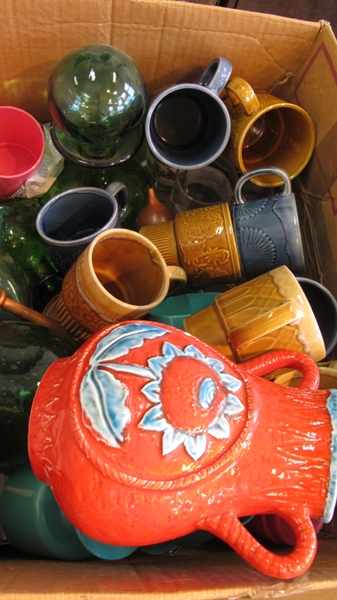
184;265;326;362
140;202;242;282
44;229;186;341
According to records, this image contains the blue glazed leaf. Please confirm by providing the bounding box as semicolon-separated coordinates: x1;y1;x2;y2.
162;342;182;361
220;373;242;392
92;323;168;366
198;377;217;409
103;362;155;379
184;345;205;360
147;356;168;378
184;434;207;461
80;367;130;447
205;357;225;373
162;425;186;456
208;415;230;440
139;405;167;432
141;381;161;404
223;393;244;416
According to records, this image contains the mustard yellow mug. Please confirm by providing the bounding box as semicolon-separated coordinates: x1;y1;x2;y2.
184;265;326;362
225;76;315;187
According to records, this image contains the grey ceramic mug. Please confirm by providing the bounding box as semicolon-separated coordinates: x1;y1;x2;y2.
36;182;127;272
145;57;232;170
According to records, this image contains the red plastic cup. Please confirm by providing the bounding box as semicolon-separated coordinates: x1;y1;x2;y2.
0;106;45;197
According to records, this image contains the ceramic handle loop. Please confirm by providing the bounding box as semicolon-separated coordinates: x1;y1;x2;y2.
234;167;292;204
202;509;317;580
226;76;260;115
240;350;320;391
199;58;233;96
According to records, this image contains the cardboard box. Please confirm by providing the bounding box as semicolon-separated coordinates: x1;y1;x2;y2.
0;0;337;597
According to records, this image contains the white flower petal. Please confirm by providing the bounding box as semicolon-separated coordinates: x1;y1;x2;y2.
147;356;167;377
184;345;205;360
205;357;225;373
198;377;217;409
162;342;182;361
223;393;245;416
141;381;161;404
208;415;230;440
220;373;242;392
162;426;186;456
184;434;207;460
139;405;167;432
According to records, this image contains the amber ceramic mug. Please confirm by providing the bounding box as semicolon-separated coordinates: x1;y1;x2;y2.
185;265;326;362
44;229;187;341
140;202;241;283
225;76;315;187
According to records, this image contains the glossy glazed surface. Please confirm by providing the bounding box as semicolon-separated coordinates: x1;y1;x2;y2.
226;77;315;187
141;203;242;282
49;45;147;165
29;321;337;579
44;229;186;341
185;266;326;362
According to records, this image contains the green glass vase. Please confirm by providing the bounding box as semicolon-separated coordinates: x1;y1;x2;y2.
49;45;147;167
0;321;76;473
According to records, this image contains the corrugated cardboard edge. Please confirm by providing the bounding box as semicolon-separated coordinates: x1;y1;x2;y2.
0;0;320;118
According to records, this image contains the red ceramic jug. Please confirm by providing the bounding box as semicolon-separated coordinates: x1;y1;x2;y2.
28;321;337;580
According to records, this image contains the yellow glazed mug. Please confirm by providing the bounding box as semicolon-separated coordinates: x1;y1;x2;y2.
185;265;326;362
140;203;241;282
44;229;187;341
225;76;315;187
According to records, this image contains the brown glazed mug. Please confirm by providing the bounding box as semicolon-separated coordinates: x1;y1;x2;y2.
185;265;326;362
225;76;315;187
140;202;241;283
44;229;186;341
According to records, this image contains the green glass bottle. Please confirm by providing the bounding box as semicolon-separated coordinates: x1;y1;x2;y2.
0;321;77;473
0;199;61;309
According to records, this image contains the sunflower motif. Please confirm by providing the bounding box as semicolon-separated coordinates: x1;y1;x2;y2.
139;341;244;461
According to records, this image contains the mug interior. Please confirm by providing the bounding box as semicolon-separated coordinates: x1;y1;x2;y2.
177;166;232;207
241;106;314;186
298;279;337;355
150;88;227;168
40;190;116;243
92;236;166;306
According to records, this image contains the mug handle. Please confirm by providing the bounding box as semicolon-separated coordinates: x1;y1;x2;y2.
226;76;260;115
201;507;317;579
199;57;233;96
234;167;292;204
106;182;128;222
167;265;187;284
240;350;320;390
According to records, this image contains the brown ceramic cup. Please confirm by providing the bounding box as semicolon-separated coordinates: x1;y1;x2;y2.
44;229;187;341
185;266;326;362
140;202;242;283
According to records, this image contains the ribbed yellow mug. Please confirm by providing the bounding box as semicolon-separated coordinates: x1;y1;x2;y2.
185;265;326;362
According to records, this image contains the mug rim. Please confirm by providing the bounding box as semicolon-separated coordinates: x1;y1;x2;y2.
145;83;231;171
82;228;172;313
296;276;337;356
237;99;315;187
36;186;119;248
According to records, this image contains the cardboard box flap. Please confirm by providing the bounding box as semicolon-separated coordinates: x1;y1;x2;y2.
0;0;321;119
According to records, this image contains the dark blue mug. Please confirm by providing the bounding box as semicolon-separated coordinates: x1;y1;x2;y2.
232;167;305;278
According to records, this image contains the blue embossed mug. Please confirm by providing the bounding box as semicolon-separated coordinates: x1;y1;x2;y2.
145;58;232;170
232;167;305;278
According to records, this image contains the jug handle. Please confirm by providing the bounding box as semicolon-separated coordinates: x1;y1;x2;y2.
226;76;260;115
201;508;317;580
199;57;232;96
106;182;128;222
240;350;320;390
